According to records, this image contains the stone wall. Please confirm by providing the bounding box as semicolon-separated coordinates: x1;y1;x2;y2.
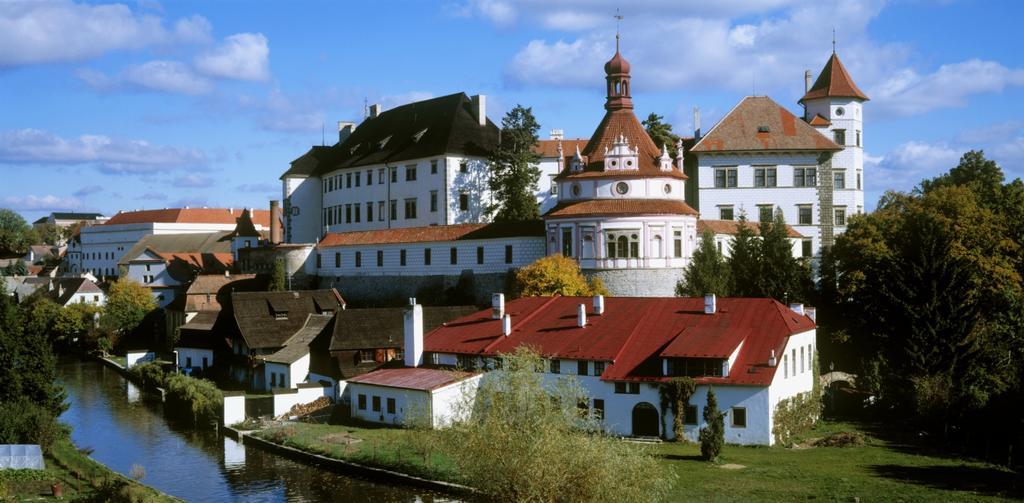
322;270;509;306
584;267;684;297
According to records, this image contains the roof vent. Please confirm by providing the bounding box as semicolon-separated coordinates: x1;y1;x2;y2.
577;303;587;328
492;293;505;319
502;314;512;336
704;294;717;315
757;126;770;133
768;349;777;367
593;295;605;315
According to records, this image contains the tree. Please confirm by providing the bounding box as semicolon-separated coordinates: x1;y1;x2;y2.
269;258;287;291
727;211;761;297
0;291;66;420
677;229;730;297
0;208;34;254
659;377;696;442
443;347;674;502
101;278;157;337
1;260;28;276
488;104;543;222
53;302;101;345
757;209;809;302
642;113;679;151
699;388;724;461
512;255;609;297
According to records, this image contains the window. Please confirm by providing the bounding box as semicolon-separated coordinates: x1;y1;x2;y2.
146;264;151;272
550;176;558;194
476;246;484;264
390;200;398;220
355;171;360;187
794;167;817;187
714;167;738;188
430;160;438;174
366;170;372;185
578;360;588;376
358;394;366;410
424;248;431;266
377;250;383;267
346;173;352;188
856;130;862;147
406;165;417;181
505;245;513;264
355;251;362;268
605;232;639;259
754;167;777;187
354;204;360;223
674;230;683;258
459;193;469;211
802;239;813;258
783;355;788;378
405;198;417;219
833;129;846;146
400;249;407;266
593;399;605;420
460;161;468;173
550;359;560;374
614;382;640;394
450;247;458;265
345;204;352;224
378;168;385;184
186;356;192;368
390;167;397;183
834;171;846;189
594;361;606;376
386;397;396;414
316;253;322;268
719;206;734;220
334;252;340;268
378;201;385;221
430;191;438;212
758;205;774;223
857;172;862;190
562;227;573;257
372;396;381;412
800;346;805;373
798;205;812;225
359;350;375;363
367;202;373;222
834;208;847;226
684;404;698;425
732;407;747;428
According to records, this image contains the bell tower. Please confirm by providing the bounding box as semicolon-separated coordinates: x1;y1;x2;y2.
604;34;633;111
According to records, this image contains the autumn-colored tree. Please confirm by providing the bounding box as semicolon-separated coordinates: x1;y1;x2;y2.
101;277;156;337
512;255;609;297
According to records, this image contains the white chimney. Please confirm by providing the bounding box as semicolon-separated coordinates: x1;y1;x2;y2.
502;314;512;336
368;104;382;119
768;349;777;367
704;294;717;315
804;70;813;93
471;94;487;126
492;293;505;319
577;303;587;328
593;295;605;315
338;121;356;143
693;107;702;139
789;303;805;315
549;129;564;140
404;302;424;368
805;307;817;323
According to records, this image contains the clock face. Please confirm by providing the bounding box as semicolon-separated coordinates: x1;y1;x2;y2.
615;182;629;195
835;107;845;116
663;183;672;194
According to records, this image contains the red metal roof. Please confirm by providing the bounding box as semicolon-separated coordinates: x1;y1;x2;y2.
346;367;476;391
104;208;271;227
799;53;869;104
423;296;815;387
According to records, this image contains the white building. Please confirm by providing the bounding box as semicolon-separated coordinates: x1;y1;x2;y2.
533;133;588;215
118;232;234;308
46;277;106;307
281;93;499;245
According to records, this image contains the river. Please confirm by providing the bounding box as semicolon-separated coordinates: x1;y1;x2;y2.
57;357;447;502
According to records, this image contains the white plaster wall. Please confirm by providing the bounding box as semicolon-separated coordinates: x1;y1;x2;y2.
317;236;545;277
126;351;155;368
546;215;698;270
271;385;330;417
430;375;482;427
284;175;323;244
264;353;310;391
222;394;246;426
348;383;431;426
176;347;213;373
63;291;106;307
767;328;817;442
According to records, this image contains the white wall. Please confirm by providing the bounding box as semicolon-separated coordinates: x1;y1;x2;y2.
348;383;431;426
283;175;323;244
176;347;214;373
317;236;545;278
271;385;330;417
545;215;698;270
767;328;817;443
126;350;155;368
222;394;246;426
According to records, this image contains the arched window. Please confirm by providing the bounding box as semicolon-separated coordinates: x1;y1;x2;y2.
615;81;621;94
617;235;628;258
582;235;595;259
651;235;663;258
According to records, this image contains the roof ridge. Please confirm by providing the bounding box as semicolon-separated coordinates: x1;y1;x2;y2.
609;298;668;365
480;296;561;354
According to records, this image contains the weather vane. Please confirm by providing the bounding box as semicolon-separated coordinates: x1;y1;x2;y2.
832;28;836;53
614;9;624;50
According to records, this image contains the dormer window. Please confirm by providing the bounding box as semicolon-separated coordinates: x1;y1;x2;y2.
378;135;392;149
412;128;428;142
757;126;770;133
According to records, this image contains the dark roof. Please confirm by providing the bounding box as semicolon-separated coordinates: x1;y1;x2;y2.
32;217;47;224
347;367;477;392
799;53;869;104
51;212;104;220
330;305;479;352
283;93;499;179
545;199;698;218
264;314;335;364
50;277;102;305
691;96;843;153
229;209;262;238
319;221;545;247
231;290;345;350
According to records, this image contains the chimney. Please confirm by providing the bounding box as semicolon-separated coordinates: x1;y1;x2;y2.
805;307;817;323
768;349;777;367
704;294;717;315
492;293;505;319
502;314;512;336
549;129;564;140
471;94;487;126
593;295;605;315
577;303;587;328
368;104;382;119
269;200;282;245
337;121;356;143
804;70;813;93
404;299;424;368
693;107;702;139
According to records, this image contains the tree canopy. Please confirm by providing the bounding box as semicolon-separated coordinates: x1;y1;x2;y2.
0;208;35;255
101;277;157;336
512;254;609;297
270;258;287;291
677;229;730;297
488;104;542;222
642;113;679;152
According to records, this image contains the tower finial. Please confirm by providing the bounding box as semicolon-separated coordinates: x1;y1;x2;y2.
614;9;623;52
832;27;836;54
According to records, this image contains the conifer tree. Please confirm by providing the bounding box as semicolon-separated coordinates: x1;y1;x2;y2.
270;258;287;291
488;105;542;222
642;113;679;151
727;211;761;296
699;388;724;461
758;208;808;302
677;229;730;297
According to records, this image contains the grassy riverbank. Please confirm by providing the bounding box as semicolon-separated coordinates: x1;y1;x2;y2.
0;439;180;502
254;420;1022;501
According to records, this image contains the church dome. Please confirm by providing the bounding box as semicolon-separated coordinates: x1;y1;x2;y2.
604;49;630;75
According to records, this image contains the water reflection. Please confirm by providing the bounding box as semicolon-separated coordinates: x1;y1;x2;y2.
58;357;449;502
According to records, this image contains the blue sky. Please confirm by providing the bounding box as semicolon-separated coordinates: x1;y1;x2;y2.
2;0;1022;223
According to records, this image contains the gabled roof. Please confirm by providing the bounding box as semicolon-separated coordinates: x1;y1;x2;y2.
799;53;869;104
229;209;262;238
118;232;233;266
698;219;804;239
50;277;102;305
347;367;476;392
691;96;842;153
103;208;270;227
807;114;831;127
545;199;698;218
263;313;335;364
319;221;544;248
329;305;479;352
51;212;105;221
422;296;815;386
556;109;686;180
284;93;499;179
230;289;345;350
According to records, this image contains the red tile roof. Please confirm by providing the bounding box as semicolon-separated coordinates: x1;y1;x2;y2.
346;367;477;391
807;114;831;127
423;296;815;386
533;139;588;158
319;221;544;247
799;53;869;104
104;208;271;227
545;199;698;218
557;109;687;180
698;219;804;238
691;97;842;153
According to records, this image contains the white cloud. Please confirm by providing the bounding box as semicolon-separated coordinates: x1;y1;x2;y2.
135;191;168;201
73;185;103;197
3;194;83;212
194;33;270;82
0;128;205;174
865;140;960;199
121;60;213;95
0;1;209;67
173;174;215;187
870;60;1024;117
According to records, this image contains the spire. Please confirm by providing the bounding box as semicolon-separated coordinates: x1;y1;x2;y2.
799;52;869;104
603;20;632;111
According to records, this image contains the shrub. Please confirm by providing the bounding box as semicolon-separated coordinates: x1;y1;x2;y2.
163;373;223;423
813;431;866;448
127;362;166;388
699;388;724;461
0;399;68;450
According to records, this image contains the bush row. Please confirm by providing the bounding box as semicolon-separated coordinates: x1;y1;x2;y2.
127;362;222;423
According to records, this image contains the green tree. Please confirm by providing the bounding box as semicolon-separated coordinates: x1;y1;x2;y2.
101;278;157;337
444;347;674;502
21;294;61;341
512;254;609;297
488;104;542;222
642;113;679;151
53;303;102;345
699;388;724;461
1;260;29;276
269;258;287;291
0;291;66;419
727;211;761;296
659;377;696;442
0;208;34;254
757;209;809;302
677;229;730;297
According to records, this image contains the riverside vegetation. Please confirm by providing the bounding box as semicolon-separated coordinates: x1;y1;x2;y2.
127;362;223;424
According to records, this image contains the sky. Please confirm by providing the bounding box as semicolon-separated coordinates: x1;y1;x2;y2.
2;0;1023;223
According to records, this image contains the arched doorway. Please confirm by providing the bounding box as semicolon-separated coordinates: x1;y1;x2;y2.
632;402;659;437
